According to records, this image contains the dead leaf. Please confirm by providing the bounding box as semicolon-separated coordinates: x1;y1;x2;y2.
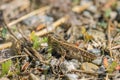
115;65;120;70
81;27;93;42
103;0;117;10
36;24;45;31
21;62;30;71
103;57;109;68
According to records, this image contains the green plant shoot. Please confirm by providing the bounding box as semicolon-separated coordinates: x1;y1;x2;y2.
30;31;40;49
107;61;118;73
1;60;12;76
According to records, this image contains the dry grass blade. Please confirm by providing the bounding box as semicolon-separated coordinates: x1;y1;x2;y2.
70;70;98;76
7;6;50;27
0;42;12;50
24;47;35;58
35;3;91;36
72;3;91;13
107;21;112;57
31;48;48;64
35;15;69;36
111;45;120;49
0;55;27;64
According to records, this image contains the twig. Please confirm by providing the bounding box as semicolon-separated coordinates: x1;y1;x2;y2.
7;6;50;27
111;45;120;49
70;70;98;76
70;70;116;78
24;47;35;58
72;3;91;13
0;55;28;64
35;15;69;36
105;74;109;80
35;3;91;36
0;42;12;50
31;47;49;64
2;22;19;41
107;21;113;57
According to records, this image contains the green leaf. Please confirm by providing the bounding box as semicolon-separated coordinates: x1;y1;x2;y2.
104;9;111;18
30;31;40;49
1;28;7;38
81;27;93;42
107;61;118;73
117;29;120;32
33;39;40;49
7;59;20;77
1;60;12;76
98;22;107;28
41;37;48;43
72;0;79;5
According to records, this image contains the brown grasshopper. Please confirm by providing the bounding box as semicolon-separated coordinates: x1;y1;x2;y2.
47;34;97;62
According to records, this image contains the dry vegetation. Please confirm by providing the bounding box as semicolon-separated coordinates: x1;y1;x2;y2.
0;0;120;80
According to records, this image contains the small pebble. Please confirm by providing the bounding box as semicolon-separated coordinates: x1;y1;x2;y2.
105;55;113;64
14;32;22;39
64;73;78;80
23;16;39;26
0;48;15;59
114;73;120;80
92;56;103;65
35;61;40;66
40;75;45;80
83;11;92;18
88;5;97;13
42;64;50;70
97;65;106;74
81;62;99;73
97;66;106;80
110;11;117;20
116;9;120;22
50;58;58;66
88;48;101;56
60;60;79;73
